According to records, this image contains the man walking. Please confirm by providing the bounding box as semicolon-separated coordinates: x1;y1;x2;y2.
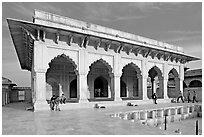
187;90;191;103
192;91;198;103
50;95;56;111
177;91;184;103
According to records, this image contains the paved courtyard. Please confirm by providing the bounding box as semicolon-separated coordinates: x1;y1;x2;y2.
2;102;202;135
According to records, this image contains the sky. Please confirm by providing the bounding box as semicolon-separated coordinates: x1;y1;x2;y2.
2;2;202;87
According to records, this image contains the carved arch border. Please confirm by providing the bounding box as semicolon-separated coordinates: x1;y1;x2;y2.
88;58;113;77
122;62;142;77
47;53;79;75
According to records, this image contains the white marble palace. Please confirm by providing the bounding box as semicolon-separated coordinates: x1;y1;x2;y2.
7;10;199;111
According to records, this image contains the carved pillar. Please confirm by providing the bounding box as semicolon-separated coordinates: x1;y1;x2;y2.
77;73;88;103
113;74;122;101
113;54;122;101
179;64;184;93
33;41;49;111
163;78;168;99
163;63;168;99
142;60;148;100
78;49;88;103
153;79;156;94
34;70;49;111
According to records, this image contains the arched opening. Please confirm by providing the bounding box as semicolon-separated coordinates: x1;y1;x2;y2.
70;79;77;98
167;68;180;98
147;66;163;99
120;80;127;97
46;54;78;101
87;59;113;100
189;80;202;87
120;63;142;100
94;76;108;97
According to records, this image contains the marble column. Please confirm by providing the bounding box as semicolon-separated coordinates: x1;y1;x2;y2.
113;74;122;101
142;60;148;100
33;40;49;111
179;64;184;93
78;73;89;103
34;70;49;111
163;62;168;99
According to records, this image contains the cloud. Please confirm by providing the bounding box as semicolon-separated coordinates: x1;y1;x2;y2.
9;3;33;19
166;30;202;35
164;35;201;43
84;3;147;22
87;14;145;22
128;2;161;12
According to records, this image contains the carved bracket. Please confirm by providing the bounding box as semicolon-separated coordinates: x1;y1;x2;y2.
55;32;59;44
95;39;101;50
67;33;74;46
127;46;133;55
118;43;124;53
105;41;111;51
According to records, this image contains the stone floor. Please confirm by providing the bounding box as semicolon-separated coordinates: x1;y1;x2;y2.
2;102;202;135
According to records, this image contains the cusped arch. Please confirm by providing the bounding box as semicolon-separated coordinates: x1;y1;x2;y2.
169;68;179;77
122;62;142;77
47;54;78;75
148;65;163;78
89;58;113;75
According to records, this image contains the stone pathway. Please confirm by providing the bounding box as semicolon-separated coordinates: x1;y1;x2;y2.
2;102;202;135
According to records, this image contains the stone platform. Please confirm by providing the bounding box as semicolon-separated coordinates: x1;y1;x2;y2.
2;102;202;135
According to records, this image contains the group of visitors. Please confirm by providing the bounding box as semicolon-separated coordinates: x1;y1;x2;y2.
152;90;198;104
186;90;198;103
50;94;66;111
177;90;198;103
